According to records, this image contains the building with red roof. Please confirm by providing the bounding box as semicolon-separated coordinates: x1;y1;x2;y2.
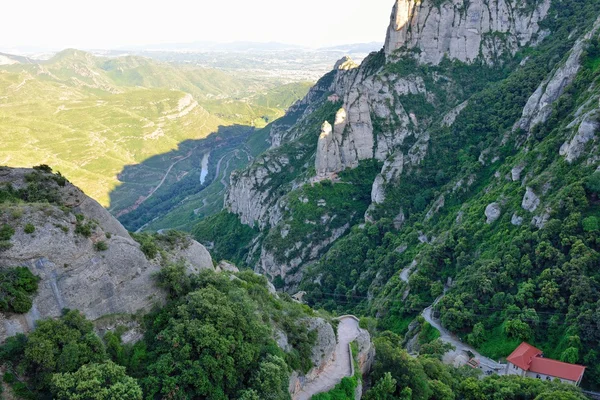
505;342;586;386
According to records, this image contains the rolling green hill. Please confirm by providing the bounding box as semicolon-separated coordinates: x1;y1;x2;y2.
0;49;310;209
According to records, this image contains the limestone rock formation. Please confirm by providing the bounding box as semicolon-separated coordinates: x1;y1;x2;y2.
517;17;600;132
442;101;469;127
522;187;541;212
511;213;524;226
370;153;405;205
316;121;342;177
225;154;288;229
511;163;526;182
288;317;337;394
0;168;213;342
384;0;551;64
216;260;239;273
485;202;502;223
312;72;425;179
334;56;359;71
560;110;599;163
532;208;551;228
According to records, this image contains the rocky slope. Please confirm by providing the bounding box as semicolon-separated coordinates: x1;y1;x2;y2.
220;0;565;289
384;0;552;64
202;2;600;388
0;167;213;342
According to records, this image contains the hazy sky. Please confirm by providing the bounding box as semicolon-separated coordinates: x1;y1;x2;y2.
1;0;392;52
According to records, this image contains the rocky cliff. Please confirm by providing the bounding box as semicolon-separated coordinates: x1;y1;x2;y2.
0;167;213;342
384;0;551;64
217;0;600;294
226;0;556;231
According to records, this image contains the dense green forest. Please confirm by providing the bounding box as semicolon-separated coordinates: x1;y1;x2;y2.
0;269;319;399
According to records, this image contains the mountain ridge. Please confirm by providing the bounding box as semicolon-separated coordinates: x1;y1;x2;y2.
195;0;600;389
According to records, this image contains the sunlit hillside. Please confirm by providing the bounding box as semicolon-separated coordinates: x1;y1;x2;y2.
0;49;310;206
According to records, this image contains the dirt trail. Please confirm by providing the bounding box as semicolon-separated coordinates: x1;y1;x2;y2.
293;317;360;400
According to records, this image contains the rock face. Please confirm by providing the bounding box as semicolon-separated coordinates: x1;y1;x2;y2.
227;56;426;231
316;121;342;177
313;73;425;177
288;317;337;394
384;0;551;64
442;101;469;127
0;168;213;342
522;187;541;212
511;213;524;226
511;164;526;182
225;153;288;229
222;0;564;288
485;203;502;223
560;110;599;163
517;17;600;132
370;153;405;205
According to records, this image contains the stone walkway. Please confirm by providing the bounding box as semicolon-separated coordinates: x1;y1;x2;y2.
293;317;360;400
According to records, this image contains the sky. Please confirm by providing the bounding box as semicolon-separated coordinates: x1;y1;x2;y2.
0;0;392;53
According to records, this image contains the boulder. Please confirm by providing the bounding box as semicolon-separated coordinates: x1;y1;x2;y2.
485;203;502;224
522;187;540;212
511;213;524;226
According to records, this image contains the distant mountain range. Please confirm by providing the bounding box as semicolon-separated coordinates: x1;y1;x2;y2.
1;41;383;58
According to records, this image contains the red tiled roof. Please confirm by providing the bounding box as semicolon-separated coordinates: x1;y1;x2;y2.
529;357;586;382
507;342;543;370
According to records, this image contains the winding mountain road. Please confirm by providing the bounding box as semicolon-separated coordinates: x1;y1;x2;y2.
293;317;360;400
422;297;504;373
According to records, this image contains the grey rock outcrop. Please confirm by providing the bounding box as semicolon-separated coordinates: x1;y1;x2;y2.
384;0;551;64
288;317;337;395
511;164;526;182
216;260;239;273
485;202;502;223
560;110;599;163
0;168;213;342
532;208;551;229
225;154;287;229
511;213;524;226
166;240;214;275
316;120;342;177
442;101;469;127
334;56;359;71
425;195;446;221
522;187;541;212
306;318;337;375
370;153;405;205
313;71;425;178
517;17;600;132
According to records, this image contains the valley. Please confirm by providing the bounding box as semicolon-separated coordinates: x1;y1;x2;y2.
0;49;311;224
1;0;600;399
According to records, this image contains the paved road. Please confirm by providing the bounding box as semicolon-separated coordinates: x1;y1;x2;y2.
293;317;360;400
422;299;504;373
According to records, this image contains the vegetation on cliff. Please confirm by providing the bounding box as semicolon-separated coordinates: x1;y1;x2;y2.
0;269;318;399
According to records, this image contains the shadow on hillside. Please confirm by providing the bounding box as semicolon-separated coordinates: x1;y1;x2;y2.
107;124;257;231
